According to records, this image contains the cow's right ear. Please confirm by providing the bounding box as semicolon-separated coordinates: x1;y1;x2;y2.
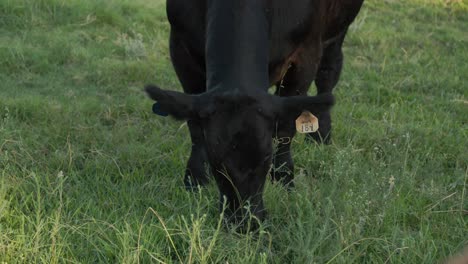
145;85;199;120
145;84;216;120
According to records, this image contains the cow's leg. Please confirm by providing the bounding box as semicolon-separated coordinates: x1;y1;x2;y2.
273;64;315;187
183;120;209;189
169;32;209;189
308;32;346;144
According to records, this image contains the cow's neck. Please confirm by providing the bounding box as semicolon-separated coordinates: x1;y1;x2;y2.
205;0;269;94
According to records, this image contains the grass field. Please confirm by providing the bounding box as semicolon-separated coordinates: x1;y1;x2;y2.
0;0;467;263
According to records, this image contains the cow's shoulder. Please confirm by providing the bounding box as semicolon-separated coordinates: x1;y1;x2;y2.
167;0;206;33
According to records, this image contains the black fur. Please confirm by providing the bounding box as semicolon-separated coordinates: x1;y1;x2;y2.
146;0;364;228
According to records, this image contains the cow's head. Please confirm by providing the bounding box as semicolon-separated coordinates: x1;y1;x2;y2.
145;85;334;226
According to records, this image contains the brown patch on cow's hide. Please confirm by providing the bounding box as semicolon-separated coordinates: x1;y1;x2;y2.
269;46;306;85
269;33;325;89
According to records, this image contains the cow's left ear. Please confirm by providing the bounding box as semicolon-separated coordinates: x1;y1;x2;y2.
274;93;335;120
145;85;199;120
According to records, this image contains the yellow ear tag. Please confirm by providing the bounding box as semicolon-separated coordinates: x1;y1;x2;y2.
295;111;319;134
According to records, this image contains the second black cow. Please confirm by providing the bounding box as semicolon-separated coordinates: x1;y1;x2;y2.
146;0;364;226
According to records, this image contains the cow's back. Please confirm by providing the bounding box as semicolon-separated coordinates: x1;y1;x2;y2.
166;0;364;82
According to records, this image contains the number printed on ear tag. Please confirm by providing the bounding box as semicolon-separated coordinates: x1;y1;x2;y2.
295;111;319;134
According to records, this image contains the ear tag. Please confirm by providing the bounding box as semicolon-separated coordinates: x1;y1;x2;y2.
152;102;169;117
295;111;319;134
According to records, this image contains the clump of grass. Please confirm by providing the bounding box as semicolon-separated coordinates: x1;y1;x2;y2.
115;31;147;59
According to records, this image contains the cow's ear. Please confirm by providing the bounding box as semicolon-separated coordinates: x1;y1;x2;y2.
275;93;335;120
145;85;199;120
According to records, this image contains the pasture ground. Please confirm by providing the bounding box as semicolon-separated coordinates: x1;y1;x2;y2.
0;0;467;263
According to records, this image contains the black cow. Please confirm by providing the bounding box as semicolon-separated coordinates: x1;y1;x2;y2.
146;0;364;226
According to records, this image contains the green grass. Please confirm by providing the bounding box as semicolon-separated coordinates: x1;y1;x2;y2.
0;0;467;263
